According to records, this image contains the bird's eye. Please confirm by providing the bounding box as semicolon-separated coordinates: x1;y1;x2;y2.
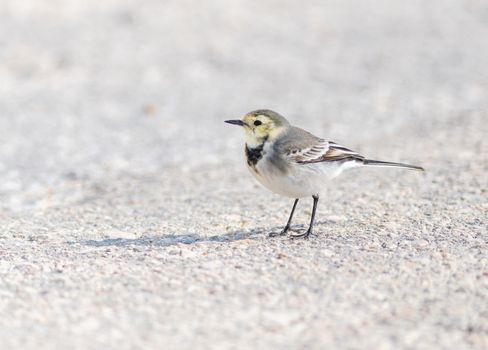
254;120;262;126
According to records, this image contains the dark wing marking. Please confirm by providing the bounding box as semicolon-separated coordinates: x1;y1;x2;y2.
288;140;365;164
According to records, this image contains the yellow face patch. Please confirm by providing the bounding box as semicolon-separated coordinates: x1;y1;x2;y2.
243;114;273;134
241;113;285;147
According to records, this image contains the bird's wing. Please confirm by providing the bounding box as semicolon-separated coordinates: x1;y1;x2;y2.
287;139;364;164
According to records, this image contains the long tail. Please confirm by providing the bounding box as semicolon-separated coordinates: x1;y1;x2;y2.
362;159;424;171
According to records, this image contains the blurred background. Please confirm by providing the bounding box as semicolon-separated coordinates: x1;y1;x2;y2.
1;0;487;211
1;1;488;349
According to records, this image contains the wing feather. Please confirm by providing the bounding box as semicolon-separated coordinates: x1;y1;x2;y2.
288;140;364;164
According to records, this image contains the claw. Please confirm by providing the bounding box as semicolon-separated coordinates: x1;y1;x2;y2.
268;231;285;237
290;230;312;239
269;226;290;238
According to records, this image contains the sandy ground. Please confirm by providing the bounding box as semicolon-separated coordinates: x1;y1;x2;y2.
1;0;488;349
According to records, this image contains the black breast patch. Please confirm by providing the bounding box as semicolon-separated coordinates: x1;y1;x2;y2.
245;143;265;167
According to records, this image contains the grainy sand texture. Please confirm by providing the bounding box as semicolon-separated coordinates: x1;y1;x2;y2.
1;1;487;349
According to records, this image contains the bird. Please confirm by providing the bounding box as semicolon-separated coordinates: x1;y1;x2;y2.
225;109;424;239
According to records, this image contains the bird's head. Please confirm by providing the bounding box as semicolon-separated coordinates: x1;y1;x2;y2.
225;110;290;146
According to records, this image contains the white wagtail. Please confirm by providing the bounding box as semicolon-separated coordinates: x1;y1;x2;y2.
225;109;424;239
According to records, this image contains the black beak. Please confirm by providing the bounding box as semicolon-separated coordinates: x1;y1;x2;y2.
225;119;245;126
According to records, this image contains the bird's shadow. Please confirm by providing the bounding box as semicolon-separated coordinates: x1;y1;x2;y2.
84;227;269;248
82;221;334;248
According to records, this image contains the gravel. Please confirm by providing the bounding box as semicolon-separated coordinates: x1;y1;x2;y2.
1;0;487;349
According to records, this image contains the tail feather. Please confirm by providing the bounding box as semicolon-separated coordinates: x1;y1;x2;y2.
362;159;424;171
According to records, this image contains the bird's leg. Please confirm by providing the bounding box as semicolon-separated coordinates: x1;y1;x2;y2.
291;195;319;239
269;199;299;237
307;195;319;237
282;198;299;234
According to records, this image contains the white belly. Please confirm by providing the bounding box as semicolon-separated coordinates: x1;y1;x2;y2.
248;155;353;198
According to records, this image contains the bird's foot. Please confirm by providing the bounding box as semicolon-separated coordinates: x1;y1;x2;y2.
290;229;312;239
268;225;290;238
